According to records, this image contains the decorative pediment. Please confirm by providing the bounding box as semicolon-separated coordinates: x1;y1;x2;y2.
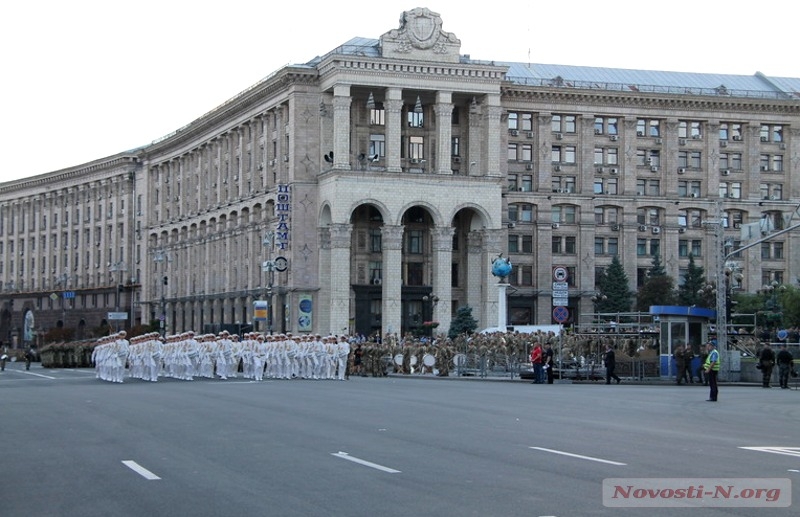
380;7;461;63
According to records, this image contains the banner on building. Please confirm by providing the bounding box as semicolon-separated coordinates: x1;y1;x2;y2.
253;300;268;322
298;294;313;332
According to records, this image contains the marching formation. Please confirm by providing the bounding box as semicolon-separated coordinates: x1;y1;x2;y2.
92;330;351;383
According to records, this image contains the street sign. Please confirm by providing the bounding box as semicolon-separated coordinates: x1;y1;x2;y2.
553;306;569;323
274;256;289;272
552;297;569;307
108;312;128;321
63;291;75;299
552;266;569;282
49;293;59;302
552;281;569;291
777;329;788;341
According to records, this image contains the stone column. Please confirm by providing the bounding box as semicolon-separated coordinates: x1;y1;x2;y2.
385;89;403;174
328;223;352;335
485;94;503;178
381;225;404;339
435;91;453;175
467;97;483;176
465;231;483;323
430;226;454;331
332;85;352;171
482;229;504;329
317;227;332;334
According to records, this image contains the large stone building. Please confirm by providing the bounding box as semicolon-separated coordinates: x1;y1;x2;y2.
1;7;799;347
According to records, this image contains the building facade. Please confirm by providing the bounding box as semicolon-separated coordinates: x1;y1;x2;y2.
1;7;799;347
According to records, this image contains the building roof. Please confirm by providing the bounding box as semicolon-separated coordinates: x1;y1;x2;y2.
317;37;799;101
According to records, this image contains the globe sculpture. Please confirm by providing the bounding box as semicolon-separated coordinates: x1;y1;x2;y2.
491;254;512;282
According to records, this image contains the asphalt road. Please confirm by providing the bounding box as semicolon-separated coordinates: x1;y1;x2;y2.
1;363;798;517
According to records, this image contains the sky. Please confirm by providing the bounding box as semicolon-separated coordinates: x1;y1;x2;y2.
1;0;797;183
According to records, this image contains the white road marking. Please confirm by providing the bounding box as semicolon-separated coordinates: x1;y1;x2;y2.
332;452;401;473
529;446;626;466
122;460;161;480
739;446;800;458
19;370;56;379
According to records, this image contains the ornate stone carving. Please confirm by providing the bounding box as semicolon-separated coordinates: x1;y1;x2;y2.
380;8;460;62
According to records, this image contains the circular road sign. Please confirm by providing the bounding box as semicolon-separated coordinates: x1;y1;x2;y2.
552;266;568;282
553;306;569;323
274;256;289;272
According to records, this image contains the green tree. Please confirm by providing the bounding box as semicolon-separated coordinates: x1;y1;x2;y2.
776;284;800;328
448;305;478;338
677;254;706;306
636;255;676;311
595;255;632;313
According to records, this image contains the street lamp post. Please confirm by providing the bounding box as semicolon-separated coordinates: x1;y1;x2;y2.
262;232;275;335
109;261;127;332
153;250;171;336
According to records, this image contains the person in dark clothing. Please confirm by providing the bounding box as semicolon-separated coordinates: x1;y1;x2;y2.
775;344;794;389
673;345;688;385
544;343;555;384
24;348;35;371
758;344;776;388
604;344;621;384
683;346;695;384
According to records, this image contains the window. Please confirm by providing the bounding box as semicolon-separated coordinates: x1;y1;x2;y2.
551;176;577;193
370;229;382;253
637;149;661;167
520;175;532;192
761;154;784;172
563;146;576;164
451;137;460;158
552;114;577;133
679;240;688;257
551;236;561;254
519;204;534;222
521;144;533;162
508;205;518;222
594;206;619;224
508;143;519;161
369;261;382;283
508;175;518;191
635;179;660;196
594;116;619;135
678;180;701;197
521;265;533;286
370;106;385;125
760;183;783;200
719;182;742;199
519;113;533;132
407;110;424;128
560;206;577;224
369;134;385;159
594;178;618;195
508;112;519;131
760;124;783;143
608;238;618;256
508;235;519;253
637;208;661;226
595;237;604;255
636;118;661;137
522;235;533;253
408;136;424;160
407;230;423;254
565;236;576;254
719;153;742;171
720;122;743;141
678;120;703;139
